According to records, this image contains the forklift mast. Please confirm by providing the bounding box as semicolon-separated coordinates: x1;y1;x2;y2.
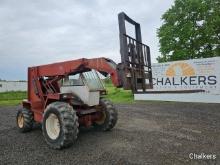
118;12;153;92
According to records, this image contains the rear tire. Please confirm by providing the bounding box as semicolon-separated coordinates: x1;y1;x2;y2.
94;98;118;131
16;108;34;133
42;102;79;149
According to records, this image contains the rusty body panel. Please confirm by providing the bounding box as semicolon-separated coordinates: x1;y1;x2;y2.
23;57;121;123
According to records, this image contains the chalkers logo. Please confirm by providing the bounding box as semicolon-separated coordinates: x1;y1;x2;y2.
166;62;195;77
153;62;217;86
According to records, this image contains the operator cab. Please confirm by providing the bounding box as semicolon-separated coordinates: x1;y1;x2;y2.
60;70;105;106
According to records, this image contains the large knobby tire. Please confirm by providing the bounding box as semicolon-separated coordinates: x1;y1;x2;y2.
94;98;118;131
42;102;79;149
16;108;34;133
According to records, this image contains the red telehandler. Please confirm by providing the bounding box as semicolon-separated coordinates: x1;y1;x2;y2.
16;12;153;149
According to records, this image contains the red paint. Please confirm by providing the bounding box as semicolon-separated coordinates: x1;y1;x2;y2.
22;58;120;124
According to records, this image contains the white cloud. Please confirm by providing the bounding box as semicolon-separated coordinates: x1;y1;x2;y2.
0;0;174;80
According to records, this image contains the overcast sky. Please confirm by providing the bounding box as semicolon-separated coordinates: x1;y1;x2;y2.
0;0;174;80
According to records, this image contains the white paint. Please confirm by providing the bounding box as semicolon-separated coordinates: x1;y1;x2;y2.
60;86;100;106
46;113;60;140
134;93;220;103
135;57;220;103
0;81;27;92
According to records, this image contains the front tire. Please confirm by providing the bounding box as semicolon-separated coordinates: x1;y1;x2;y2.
94;99;118;131
16;108;34;133
42;102;79;149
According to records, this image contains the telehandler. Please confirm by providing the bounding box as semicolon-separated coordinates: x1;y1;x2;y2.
16;12;153;149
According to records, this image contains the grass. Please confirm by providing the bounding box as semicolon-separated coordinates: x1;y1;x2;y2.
0;91;26;106
0;100;22;106
0;83;133;106
104;83;133;103
0;91;26;100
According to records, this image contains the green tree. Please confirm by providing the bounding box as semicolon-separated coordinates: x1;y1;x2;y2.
157;0;220;62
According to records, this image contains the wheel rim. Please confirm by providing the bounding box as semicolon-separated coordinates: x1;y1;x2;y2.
95;111;106;125
46;113;60;140
17;113;24;128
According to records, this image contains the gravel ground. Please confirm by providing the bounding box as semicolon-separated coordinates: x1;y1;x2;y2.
0;102;219;165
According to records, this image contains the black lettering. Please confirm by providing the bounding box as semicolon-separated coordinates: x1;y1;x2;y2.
164;78;171;85
208;76;217;85
172;77;180;85
156;78;163;85
181;77;187;85
198;76;206;85
190;76;197;85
